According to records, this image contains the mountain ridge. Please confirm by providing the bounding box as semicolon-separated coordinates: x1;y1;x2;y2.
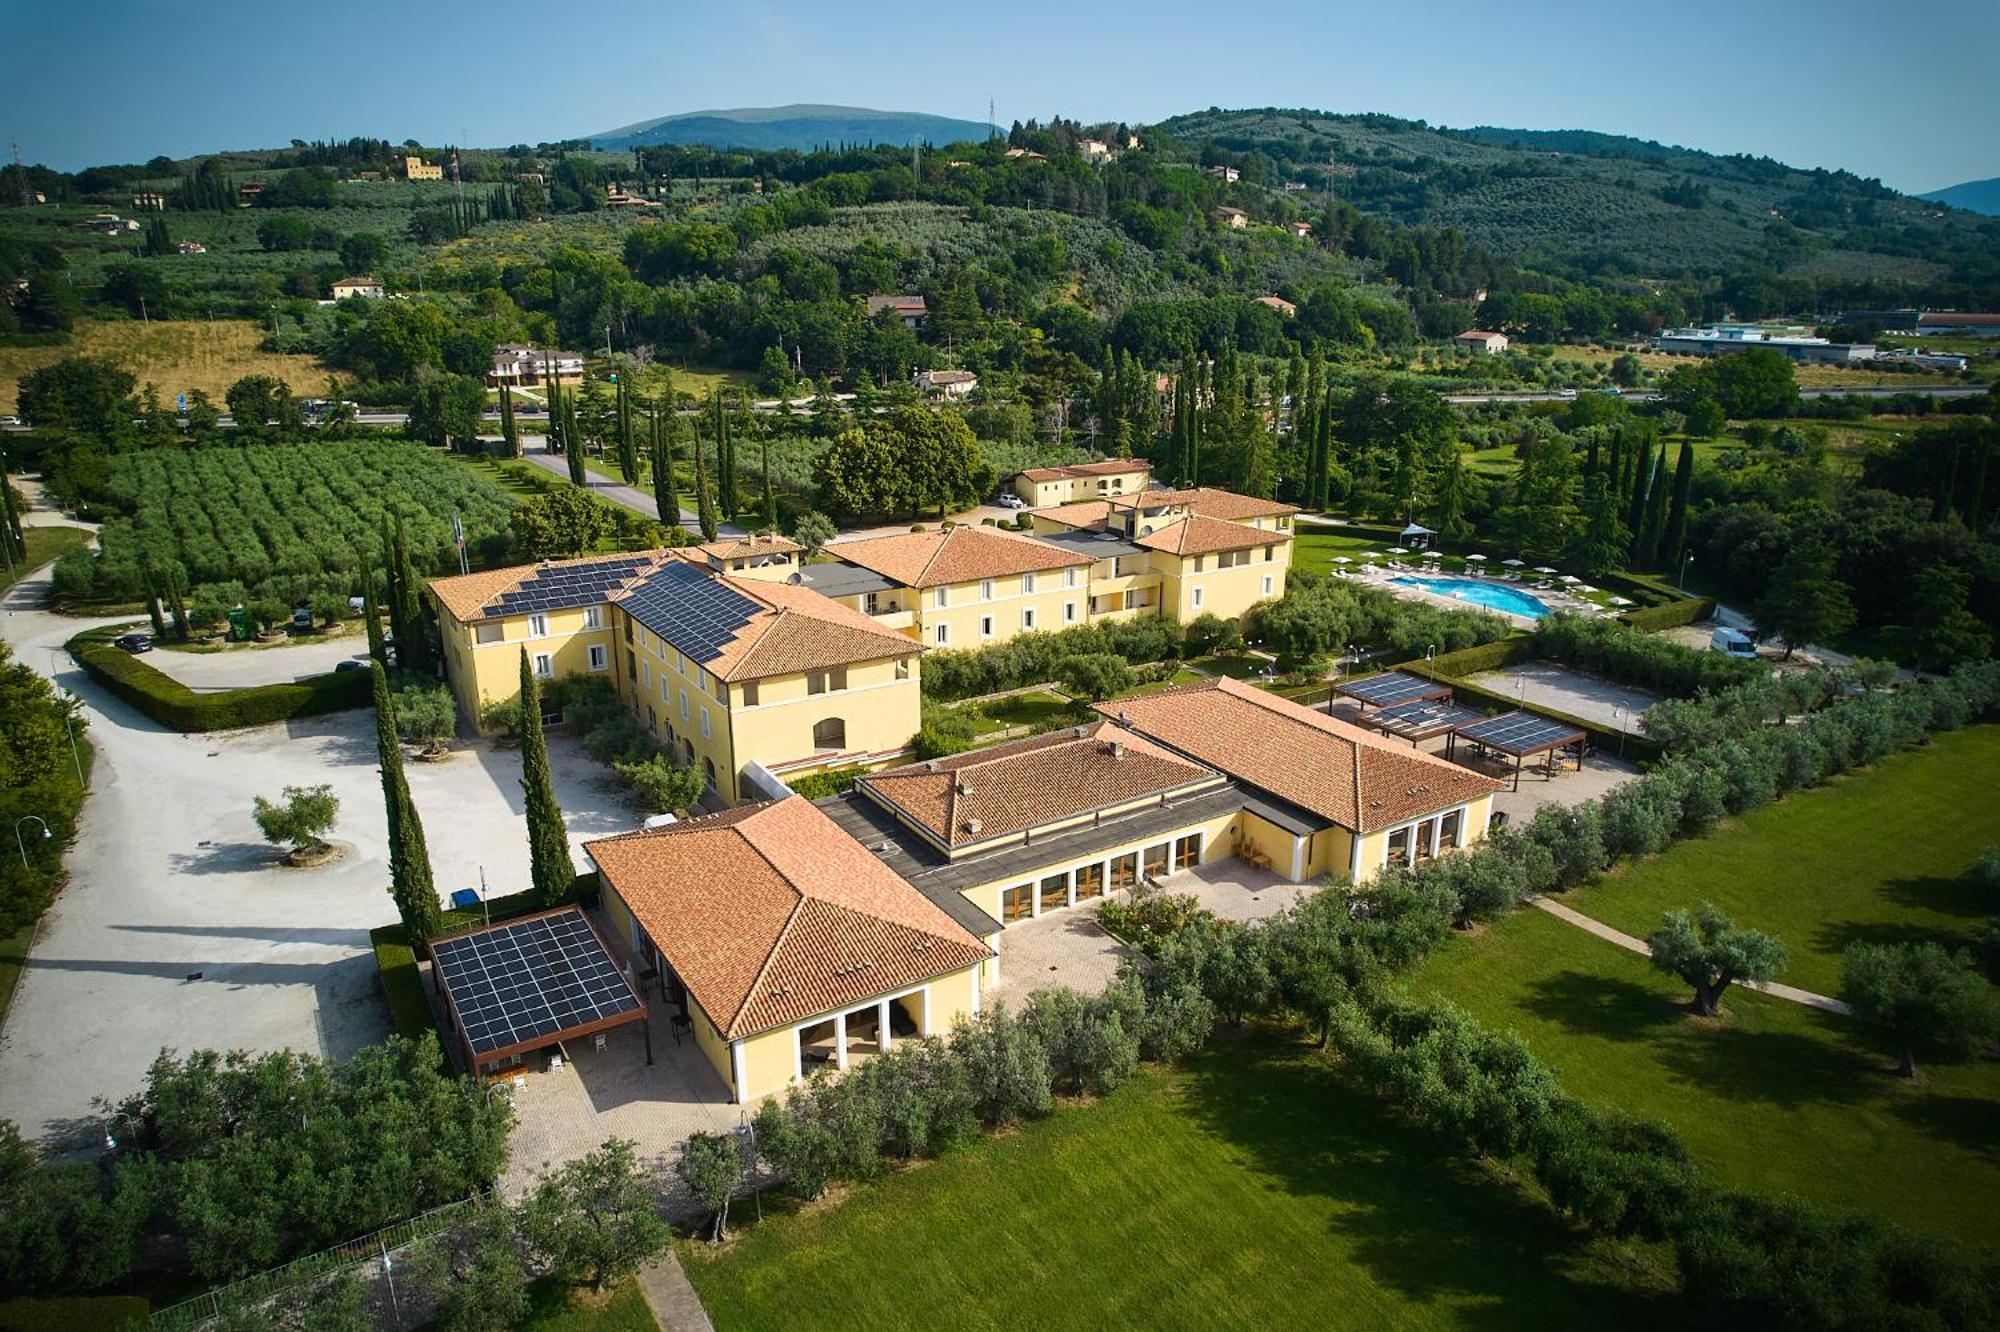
589;104;995;153
1918;176;2000;217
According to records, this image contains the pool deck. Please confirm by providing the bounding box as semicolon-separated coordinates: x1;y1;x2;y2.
1351;563;1612;628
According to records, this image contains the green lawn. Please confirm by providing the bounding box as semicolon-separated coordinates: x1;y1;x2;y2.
683;1034;1673;1330
965;689;1077;736
1569;724;2000;997
2;525;93;594
1408;877;2000;1247
1291;529;1387;576
1185;652;1278;681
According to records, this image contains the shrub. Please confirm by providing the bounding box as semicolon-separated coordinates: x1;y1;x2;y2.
251;783;339;856
912;701;978;759
784;766;865;800
612;753;704;814
1095;886;1213;950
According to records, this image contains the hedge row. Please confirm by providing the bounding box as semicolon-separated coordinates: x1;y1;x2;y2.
68;631;372;732
784;766;866;800
1620;595;1716;632
1403;635;1535;679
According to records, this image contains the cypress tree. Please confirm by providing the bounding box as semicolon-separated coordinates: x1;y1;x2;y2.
499;384;519;458
380;517;406;653
1639;445;1671;568
564;388;586;487
392;518;433;676
1662;439;1695;567
517;648;574;907
362;565;387;664
715;393;736;520
141;565;168;639
1624;434;1650;556
615;376;640;484
760;437;778;530
375;662;441;952
163;564;190;639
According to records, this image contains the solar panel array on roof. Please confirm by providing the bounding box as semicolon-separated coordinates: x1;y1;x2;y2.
619;559;761;663
489;555;651;617
1337;671;1453;708
432;910;640;1059
1369;699;1487;737
1456;710;1588;755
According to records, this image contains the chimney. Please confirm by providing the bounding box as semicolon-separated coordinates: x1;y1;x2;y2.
925;760;939;772
955;778;975;797
1109;741;1126;760
962;818;982;835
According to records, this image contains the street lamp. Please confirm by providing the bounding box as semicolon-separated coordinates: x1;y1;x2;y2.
14;815;51;870
1678;549;1695;593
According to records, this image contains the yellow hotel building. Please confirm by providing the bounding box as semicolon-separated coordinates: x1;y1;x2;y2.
581;676;1497;1104
429;542;921;800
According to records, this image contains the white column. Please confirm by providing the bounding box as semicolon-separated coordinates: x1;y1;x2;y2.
791;1027;803;1086
731;1040;748;1105
878;998;893;1054
834;1012;848;1070
1288;834;1306;883
919;985;932;1037
1428;819;1442;858
1347;831;1364;886
1064;870;1075;910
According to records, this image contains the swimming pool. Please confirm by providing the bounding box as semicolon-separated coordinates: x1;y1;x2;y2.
1392;575;1553;619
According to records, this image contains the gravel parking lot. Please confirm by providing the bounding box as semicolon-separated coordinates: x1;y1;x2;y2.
1468;661;1665;733
139;632;373;691
0;563;642;1147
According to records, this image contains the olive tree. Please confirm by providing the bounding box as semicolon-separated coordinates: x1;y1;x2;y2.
252;784;339;860
1842;942;2000;1078
1646;903;1785;1016
675;1132;744;1244
514;1138;667;1291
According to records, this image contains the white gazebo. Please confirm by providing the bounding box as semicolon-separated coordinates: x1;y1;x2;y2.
1400;522;1437;551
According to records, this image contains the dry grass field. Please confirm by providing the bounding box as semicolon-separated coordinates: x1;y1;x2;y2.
0;319;338;414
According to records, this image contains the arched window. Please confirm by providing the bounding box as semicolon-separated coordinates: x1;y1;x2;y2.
813;717;847;751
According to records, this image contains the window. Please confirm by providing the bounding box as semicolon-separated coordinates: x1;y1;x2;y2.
741;680;759;707
1263;545;1275;563
1175;834;1202;871
895;658;911;680
980;615;994;639
864;592;881;615
1386;826;1413;868
1143;843;1170;879
1192;556;1204;574
807;667;848;695
1415;817;1438;862
622;616;633;642
1191;587;1204;609
1040;872;1070;914
1064;567;1079;588
1022;572;1036;594
981;579;995;601
933;586;949;608
699;708;711;740
646;705;657;733
1074;863;1105;901
1021;607;1036;630
583;606;603;629
1439;809;1462;851
588;644;609;673
533;653;553;679
679;690;690;721
702;757;717;789
624;649;636;680
528;613;548;638
1110;853;1138;892
813;717;846;750
474;623;503;644
1261;576;1274;597
935;624;950;645
1003;883;1034;924
638;660;649;688
1124;589;1144;610
1063;601;1077;623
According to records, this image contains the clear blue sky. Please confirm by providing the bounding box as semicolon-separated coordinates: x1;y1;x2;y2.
7;0;1996;193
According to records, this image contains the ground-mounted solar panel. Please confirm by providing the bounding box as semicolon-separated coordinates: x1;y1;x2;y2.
1336;671;1453;708
1456;710;1587;755
431;908;642;1061
620;560;761;664
1368;699;1486;738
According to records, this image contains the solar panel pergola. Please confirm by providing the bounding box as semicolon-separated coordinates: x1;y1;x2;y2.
430;907;651;1074
1361;698;1487;747
1333;671;1455;711
1454;710;1589;790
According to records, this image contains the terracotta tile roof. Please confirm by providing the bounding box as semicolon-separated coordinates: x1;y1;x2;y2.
828;525;1091;589
427;551;674;624
1017;459;1153;483
856;721;1216;848
698;534;801;561
1111;487;1300;522
1137;514;1292;557
1031;500;1114;530
1098;678;1500;834
586;797;992;1040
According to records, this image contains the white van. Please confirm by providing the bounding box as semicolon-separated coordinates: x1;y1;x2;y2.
1711;626;1757;658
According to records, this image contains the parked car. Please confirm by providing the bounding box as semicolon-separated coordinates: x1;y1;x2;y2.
1711;626;1758;658
112;633;153;654
994;493;1027;509
334;659;369;673
1556;389;1579;400
0;415;21;427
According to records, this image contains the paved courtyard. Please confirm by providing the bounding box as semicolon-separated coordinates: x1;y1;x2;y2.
1467;661;1664;733
141;632;372;691
989;908;1132;1004
0;561;647;1147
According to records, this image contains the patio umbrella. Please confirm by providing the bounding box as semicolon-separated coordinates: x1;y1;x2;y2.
1390;546;1409;554
1360;550;1382;558
1559;575;1581;584
1333;556;1352;564
1608;595;1633;606
1464;554;1487;562
1502;558;1526;567
1534;566;1557;574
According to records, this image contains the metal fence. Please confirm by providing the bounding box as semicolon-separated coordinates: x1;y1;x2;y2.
149;1191;490;1331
